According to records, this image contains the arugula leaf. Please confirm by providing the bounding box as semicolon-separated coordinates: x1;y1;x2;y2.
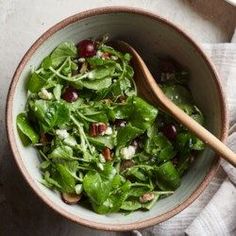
55;164;76;193
53;84;63;100
50;42;77;68
48;146;74;161
29;100;70;132
120;200;142;211
16;113;39;145
27;72;46;93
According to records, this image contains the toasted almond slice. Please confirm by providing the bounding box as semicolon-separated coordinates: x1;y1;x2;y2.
61;193;81;205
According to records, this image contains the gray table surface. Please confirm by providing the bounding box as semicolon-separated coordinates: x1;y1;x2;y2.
0;0;235;235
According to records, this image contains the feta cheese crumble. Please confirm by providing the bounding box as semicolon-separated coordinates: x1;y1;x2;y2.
38;88;53;100
55;129;69;140
96;50;103;58
104;126;113;135
64;136;77;147
120;146;136;160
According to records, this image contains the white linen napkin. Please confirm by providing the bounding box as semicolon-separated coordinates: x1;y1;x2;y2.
134;36;236;236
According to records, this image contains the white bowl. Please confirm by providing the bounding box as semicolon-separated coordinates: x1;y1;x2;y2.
6;7;228;231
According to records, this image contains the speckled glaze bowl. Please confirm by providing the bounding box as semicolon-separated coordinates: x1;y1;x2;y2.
6;7;228;231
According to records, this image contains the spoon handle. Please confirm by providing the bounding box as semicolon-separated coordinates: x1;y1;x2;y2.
139;54;236;167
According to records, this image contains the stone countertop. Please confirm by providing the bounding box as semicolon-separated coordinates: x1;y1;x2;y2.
0;0;235;235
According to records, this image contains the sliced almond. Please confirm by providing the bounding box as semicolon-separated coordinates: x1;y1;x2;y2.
61;193;81;205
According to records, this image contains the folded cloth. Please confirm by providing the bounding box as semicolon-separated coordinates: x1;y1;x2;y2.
134;39;236;236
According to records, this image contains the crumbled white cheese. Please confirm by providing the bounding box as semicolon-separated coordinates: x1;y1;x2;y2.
38;88;53;100
99;154;106;163
55;129;69;140
104;126;113;135
111;56;118;60
97;163;104;171
120;146;136;160
78;57;85;63
96;50;103;58
75;184;83;195
64;136;77;147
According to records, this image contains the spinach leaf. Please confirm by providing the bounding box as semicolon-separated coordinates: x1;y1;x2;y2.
145;125;176;163
87;66;115;80
176;132;204;157
75;77;112;90
87;136;115;150
83;171;112;205
129;97;158;130
16;113;39;145
92;181;130;214
117;124;143;147
178;104;204;124
155;161;181;191
162;84;192;105
87;57;116;67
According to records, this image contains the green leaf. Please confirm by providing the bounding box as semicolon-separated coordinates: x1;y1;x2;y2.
178;104;204;124
83;171;111;205
26;72;46;93
50;42;77;68
155;161;181;191
55;164;76;193
145;126;176;162
41;56;52;69
53;84;62;100
161;84;192;105
176;132;204;157
29;100;70;132
48;146;74;161
87;66;115;80
117;124;143;147
42;171;62;189
92;181;131;214
121;200;142;211
16;113;39;145
87;57;116;67
75;77;112;90
87;135;114;150
129;97;158;130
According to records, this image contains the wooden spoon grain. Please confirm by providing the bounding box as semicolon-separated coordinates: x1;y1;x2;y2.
113;40;236;167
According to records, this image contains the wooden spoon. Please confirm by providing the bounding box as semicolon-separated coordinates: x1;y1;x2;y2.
113;41;236;167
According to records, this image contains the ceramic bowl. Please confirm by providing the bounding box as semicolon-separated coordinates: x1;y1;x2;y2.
6;7;228;231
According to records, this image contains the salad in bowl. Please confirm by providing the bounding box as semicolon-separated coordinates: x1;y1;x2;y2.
16;37;204;214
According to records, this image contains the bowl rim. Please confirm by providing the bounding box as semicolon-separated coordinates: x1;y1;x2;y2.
6;6;228;231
